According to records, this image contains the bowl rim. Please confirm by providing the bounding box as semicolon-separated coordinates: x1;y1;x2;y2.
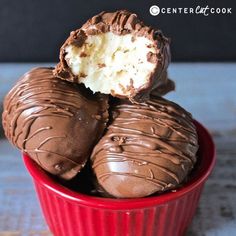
23;120;216;210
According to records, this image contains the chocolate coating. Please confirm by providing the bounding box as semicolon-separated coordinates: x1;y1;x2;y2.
151;71;175;96
2;68;109;180
54;10;171;102
91;96;198;198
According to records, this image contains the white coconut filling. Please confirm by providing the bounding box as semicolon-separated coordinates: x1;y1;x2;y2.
65;32;156;96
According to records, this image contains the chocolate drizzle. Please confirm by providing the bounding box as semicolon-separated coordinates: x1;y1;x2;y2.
91;96;198;198
2;67;109;180
1;10;200;200
54;10;171;102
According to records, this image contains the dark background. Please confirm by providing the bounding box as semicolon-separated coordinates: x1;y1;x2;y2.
0;0;235;62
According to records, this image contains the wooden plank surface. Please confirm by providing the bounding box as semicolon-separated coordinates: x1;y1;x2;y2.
0;63;236;236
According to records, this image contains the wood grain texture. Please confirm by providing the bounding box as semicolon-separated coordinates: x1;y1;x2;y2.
166;63;236;134
0;140;51;236
0;63;236;235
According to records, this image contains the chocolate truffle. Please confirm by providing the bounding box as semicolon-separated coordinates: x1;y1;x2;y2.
54;10;171;102
91;96;198;198
2;68;109;180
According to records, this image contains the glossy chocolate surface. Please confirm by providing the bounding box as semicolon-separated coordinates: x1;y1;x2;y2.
2;67;109;179
91;96;198;198
54;10;171;102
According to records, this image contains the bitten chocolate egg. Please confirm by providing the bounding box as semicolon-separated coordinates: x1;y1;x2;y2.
91;96;198;198
54;10;171;102
2;67;109;180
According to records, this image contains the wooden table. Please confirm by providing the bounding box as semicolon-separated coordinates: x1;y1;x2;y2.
0;63;236;236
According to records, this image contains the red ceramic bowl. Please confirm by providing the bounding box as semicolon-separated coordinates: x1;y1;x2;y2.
23;120;215;236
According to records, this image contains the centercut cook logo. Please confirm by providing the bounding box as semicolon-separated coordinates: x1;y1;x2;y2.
149;5;232;16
